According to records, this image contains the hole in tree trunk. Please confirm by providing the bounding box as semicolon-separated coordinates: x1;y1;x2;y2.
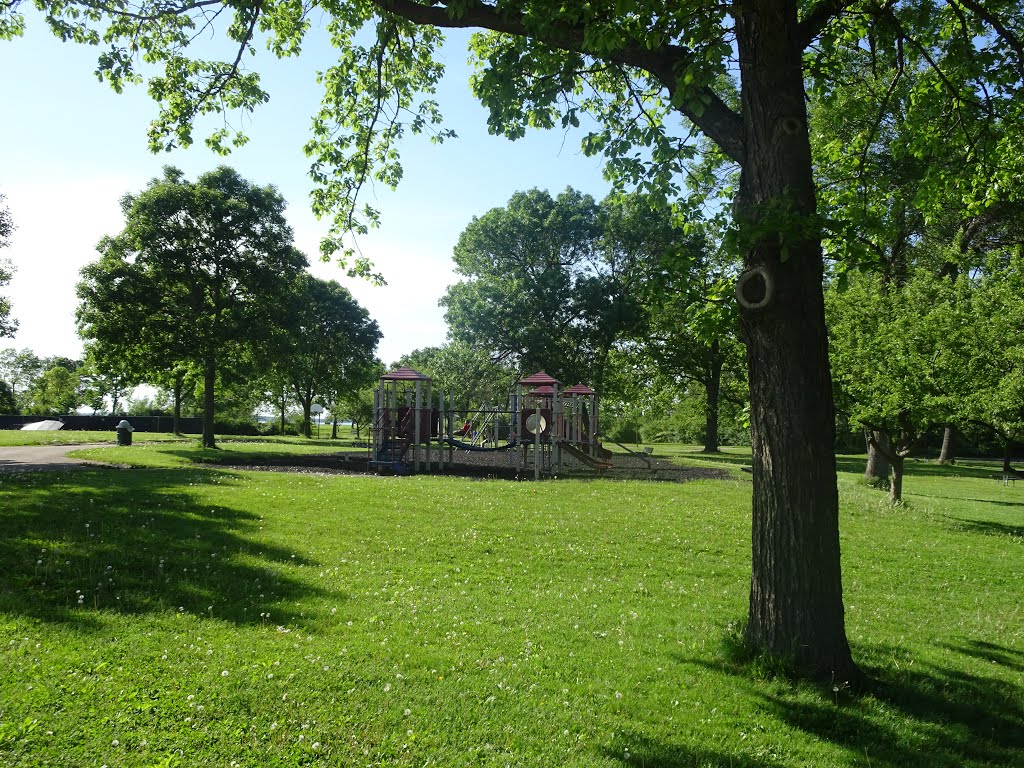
736;265;774;310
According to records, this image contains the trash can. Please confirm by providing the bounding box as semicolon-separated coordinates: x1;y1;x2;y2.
116;419;134;446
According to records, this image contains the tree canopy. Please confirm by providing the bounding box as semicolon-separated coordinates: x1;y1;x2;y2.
442;187;669;391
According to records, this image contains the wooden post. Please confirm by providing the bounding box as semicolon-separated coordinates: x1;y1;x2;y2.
414;379;422;473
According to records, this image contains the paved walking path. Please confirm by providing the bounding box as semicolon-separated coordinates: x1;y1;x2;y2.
0;444;107;473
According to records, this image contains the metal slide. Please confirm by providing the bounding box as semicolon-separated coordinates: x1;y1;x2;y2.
556;441;613;471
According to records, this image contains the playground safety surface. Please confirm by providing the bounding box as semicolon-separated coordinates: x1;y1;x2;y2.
211;447;731;483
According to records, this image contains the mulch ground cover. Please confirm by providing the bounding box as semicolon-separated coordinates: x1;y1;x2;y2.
209;445;730;483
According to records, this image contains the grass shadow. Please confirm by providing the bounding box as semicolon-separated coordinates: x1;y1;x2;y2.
760;655;1024;767
948;518;1024;538
937;640;1024;672
598;729;785;767
667;635;1024;767
0;467;324;629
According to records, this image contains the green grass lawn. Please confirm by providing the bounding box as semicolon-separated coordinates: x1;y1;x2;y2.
0;443;1021;767
0;429;197;447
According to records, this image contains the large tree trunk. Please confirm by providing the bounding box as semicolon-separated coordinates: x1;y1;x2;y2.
703;341;722;453
297;385;314;439
937;424;956;464
1003;438;1014;473
202;358;216;449
172;372;183;436
736;0;857;683
302;399;313;438
864;429;891;488
279;387;287;434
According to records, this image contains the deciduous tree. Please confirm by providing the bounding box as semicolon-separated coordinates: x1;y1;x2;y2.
961;252;1024;471
77;166;307;447
396;341;517;412
827;269;970;503
23;358;85;416
0;348;41;412
273;274;381;438
442;188;665;393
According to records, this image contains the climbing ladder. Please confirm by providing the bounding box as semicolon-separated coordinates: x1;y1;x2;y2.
370;436;413;474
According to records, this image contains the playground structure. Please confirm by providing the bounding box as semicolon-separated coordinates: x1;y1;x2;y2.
370;367;613;478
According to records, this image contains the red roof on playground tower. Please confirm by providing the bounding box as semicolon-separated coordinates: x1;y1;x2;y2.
563;383;596;395
381;366;431;381
518;371;560;386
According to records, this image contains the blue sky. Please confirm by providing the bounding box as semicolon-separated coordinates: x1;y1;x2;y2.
0;16;611;367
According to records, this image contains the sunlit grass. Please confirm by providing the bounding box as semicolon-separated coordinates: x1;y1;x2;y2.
0;428;364;448
0;429;194;447
0;447;1021;767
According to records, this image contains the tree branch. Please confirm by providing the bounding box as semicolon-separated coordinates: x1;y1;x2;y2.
797;0;855;48
951;0;1024;82
370;0;745;163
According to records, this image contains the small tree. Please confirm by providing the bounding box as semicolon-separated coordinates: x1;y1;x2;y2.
961;252;1024;470
828;270;970;503
0;348;41;411
273;274;381;438
0;380;16;414
23;358;85;416
642;226;746;453
395;342;516;413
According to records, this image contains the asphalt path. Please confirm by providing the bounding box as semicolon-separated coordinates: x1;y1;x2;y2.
0;444;108;473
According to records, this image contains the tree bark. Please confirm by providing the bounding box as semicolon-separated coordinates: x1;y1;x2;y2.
202;358;216;449
864;429;891;488
279;387;287;434
302;399;313;438
172;372;183;436
703;341;722;453
1003;438;1014;473
736;0;857;683
889;455;905;504
937;424;956;464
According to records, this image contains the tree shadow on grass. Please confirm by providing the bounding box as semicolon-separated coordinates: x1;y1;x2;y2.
929;496;1024;509
947;518;1024;538
668;642;1024;768
598;730;785;768
937;640;1024;672
834;456;1001;481
760;654;1024;768
0;467;326;629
